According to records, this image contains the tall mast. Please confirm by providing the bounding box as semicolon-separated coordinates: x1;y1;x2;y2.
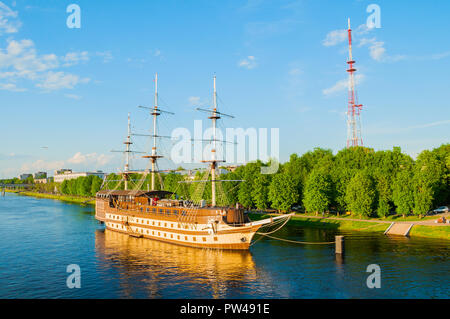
124;113;132;190
211;75;218;207
346;18;363;147
151;73;159;190
190;76;235;207
139;73;174;191
111;113;145;190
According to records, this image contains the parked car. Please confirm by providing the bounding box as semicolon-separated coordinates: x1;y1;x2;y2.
433;206;449;214
428;206;449;215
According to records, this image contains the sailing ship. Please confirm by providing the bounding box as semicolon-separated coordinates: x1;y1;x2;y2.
95;74;291;250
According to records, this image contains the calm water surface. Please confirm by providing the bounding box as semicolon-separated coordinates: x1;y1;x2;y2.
0;193;448;298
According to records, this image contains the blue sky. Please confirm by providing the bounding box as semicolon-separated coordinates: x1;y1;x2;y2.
1;0;449;178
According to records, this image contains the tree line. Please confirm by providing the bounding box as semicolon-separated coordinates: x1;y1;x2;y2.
5;144;448;218
100;144;450;218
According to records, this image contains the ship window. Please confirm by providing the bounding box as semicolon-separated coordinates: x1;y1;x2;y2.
159;209;163;214
171;224;173;228
170;234;173;239
146;208;149;212
185;236;188;241
164;223;167;227
147;221;149;224
177;235;180;240
164;233;166;237
203;237;206;242
214;237;218;241
193;237;196;241
152;208;156;213
152;221;155;225
152;231;154;235
158;232;160;236
158;222;161;226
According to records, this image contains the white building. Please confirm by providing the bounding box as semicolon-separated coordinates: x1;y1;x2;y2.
54;170;106;183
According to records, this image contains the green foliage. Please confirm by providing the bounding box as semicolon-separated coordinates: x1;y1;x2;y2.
4;144;448;218
345;171;376;218
268;173;299;212
252;174;271;210
303;169;332;213
392;169;414;216
375;174;391;218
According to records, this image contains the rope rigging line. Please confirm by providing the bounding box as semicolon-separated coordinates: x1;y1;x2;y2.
256;234;336;245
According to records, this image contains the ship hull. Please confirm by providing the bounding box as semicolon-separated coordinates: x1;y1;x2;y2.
95;199;261;250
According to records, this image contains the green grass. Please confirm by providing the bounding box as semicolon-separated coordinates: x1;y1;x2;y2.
290;211;436;222
248;212;449;240
17;191;95;206
409;225;450;240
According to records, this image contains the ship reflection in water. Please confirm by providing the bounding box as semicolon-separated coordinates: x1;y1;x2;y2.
95;229;264;298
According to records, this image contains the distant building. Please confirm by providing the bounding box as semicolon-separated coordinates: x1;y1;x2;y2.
55;169;72;175
53;170;106;183
35;178;48;184
19;174;32;180
34;171;47;179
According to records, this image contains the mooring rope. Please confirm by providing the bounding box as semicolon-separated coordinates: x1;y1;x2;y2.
257;234;336;245
250;234;336;246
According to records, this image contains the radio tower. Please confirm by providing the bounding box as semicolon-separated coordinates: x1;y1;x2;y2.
346;18;363;147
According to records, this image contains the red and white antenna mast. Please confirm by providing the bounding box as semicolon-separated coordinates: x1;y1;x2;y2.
346;18;363;148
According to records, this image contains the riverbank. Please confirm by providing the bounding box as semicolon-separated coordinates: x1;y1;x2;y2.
6;190;448;240
248;213;450;240
5;189;95;205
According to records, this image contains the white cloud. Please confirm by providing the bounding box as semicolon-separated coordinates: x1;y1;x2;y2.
61;51;89;66
323;74;364;96
67;152;112;166
18;152;112;175
96;51;113;63
358;37;405;62
188;96;209;107
188;96;200;106
0;1;21;34
20;159;65;173
0;82;25;91
238;55;257;69
0;39;91;91
36;71;90;91
322;29;347;47
323;23;405;63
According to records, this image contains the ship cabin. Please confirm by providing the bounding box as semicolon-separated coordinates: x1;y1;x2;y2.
95;189;248;226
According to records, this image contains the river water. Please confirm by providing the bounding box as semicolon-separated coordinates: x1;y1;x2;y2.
0;193;448;299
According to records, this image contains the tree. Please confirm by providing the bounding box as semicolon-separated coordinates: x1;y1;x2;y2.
375;174;391;218
90;176;103;196
252;174;271;210
237;161;262;209
303;169;332;214
345;171;376;218
61;180;69;195
268;173;299;212
392;169;414;216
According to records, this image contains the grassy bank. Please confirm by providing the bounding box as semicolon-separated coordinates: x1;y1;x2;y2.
9;190;95;206
248;213;450;240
